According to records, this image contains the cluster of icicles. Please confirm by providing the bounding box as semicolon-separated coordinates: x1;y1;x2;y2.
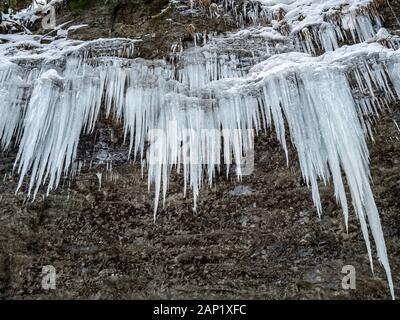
1;0;400;298
217;0;399;54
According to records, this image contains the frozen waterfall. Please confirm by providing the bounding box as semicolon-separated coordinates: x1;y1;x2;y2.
1;0;400;298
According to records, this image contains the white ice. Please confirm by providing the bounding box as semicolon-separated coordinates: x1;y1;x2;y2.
0;0;399;299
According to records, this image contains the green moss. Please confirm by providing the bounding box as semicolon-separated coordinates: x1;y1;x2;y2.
1;0;17;14
68;0;88;9
68;0;121;10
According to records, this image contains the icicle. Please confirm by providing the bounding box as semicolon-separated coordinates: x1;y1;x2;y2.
96;172;102;190
1;3;400;296
13;63;103;198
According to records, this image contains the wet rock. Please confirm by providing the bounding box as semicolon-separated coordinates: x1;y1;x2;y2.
229;185;253;196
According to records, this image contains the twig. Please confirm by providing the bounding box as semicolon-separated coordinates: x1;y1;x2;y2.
4;18;32;34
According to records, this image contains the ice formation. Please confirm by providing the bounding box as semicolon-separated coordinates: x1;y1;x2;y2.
1;0;400;298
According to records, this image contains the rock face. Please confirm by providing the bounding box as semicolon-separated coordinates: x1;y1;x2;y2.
0;0;400;300
15;0;31;11
38;0;238;58
1;109;400;299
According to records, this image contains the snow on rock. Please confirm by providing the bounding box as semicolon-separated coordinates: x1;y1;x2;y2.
219;0;386;54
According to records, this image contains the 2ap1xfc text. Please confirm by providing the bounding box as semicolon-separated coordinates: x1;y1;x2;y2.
153;304;247;317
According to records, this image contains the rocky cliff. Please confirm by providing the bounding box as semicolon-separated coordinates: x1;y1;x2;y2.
0;0;400;299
